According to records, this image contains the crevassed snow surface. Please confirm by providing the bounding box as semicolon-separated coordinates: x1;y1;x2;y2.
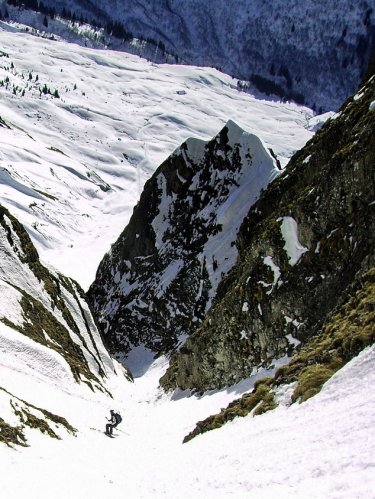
0;27;317;289
1;343;374;498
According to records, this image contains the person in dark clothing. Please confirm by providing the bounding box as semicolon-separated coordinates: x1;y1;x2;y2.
106;410;121;435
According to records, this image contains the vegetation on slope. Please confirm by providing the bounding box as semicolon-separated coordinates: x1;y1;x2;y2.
184;266;375;442
0;386;76;448
0;205;108;391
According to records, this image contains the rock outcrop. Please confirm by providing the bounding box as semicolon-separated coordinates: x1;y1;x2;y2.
88;121;279;358
0;204;129;444
183;265;375;442
0;204;124;392
160;75;375;392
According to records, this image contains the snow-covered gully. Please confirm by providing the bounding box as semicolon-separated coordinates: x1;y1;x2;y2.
0;21;374;499
1;345;374;498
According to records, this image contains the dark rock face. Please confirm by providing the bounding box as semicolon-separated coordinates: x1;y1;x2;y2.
182;265;375;442
88;121;278;358
160;76;375;392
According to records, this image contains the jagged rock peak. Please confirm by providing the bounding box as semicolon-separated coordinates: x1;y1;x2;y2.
160;75;375;393
88;121;279;361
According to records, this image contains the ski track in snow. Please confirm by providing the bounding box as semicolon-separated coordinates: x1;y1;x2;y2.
0;346;374;498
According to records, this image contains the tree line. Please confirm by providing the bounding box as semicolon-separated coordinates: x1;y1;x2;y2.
3;0;168;54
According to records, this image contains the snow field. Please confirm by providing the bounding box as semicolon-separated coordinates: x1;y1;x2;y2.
1;345;374;498
0;27;317;289
0;24;372;499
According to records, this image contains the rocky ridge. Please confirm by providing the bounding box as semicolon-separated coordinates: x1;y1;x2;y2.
88;121;279;358
161;74;375;393
0;205;125;445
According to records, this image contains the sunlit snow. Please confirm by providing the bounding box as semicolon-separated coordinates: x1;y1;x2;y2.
280;216;308;266
0;28;317;289
0;24;372;499
1;341;374;498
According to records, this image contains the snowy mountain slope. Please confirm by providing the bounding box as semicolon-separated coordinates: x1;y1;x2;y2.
0;27;317;289
1;341;374;498
42;0;375;111
89;120;279;357
0;18;372;499
0;204;127;446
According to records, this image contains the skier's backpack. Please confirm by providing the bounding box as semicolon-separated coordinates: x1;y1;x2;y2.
114;412;122;424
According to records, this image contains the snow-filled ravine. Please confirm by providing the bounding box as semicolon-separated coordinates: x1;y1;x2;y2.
0;26;324;289
1;345;374;498
1;24;372;499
